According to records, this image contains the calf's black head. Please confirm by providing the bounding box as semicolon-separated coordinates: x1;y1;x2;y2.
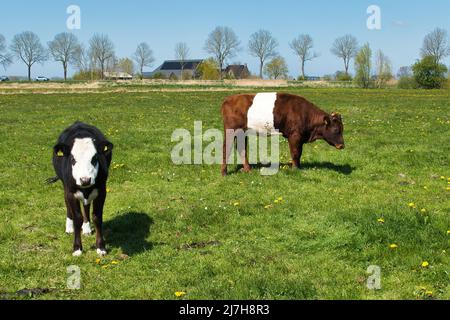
321;112;345;150
54;138;113;188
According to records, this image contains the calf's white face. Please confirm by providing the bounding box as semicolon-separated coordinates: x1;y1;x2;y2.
71;138;99;188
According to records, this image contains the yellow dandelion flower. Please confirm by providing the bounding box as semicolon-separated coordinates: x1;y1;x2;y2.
420;208;427;213
408;202;416;208
389;244;398;249
274;199;279;203
102;265;109;269
277;197;283;201
111;261;119;265
440;176;445;180
377;218;385;224
95;258;101;264
233;202;240;206
425;291;433;296
446;187;450;191
447;230;450;235
175;291;186;297
421;261;429;268
106;188;111;193
264;205;273;209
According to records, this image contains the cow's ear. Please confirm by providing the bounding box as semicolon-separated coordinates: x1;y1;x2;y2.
323;115;331;126
100;141;114;155
54;143;69;157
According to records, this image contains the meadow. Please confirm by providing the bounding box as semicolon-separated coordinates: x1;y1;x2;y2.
0;86;448;300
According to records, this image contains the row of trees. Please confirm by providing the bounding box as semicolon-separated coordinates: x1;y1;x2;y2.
0;27;357;81
0;31;155;81
1;27;450;85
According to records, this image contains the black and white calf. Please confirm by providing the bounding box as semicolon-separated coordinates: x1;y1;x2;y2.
48;122;113;256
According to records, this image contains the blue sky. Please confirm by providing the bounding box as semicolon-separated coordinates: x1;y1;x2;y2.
2;0;450;78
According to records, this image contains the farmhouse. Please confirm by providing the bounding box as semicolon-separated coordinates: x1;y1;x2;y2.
144;59;204;79
103;72;133;80
223;64;250;79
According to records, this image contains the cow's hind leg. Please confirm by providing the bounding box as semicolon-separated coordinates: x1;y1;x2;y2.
82;204;92;235
237;135;251;173
221;129;235;176
93;189;107;256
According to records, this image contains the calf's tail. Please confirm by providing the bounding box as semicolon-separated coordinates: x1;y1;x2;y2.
45;176;60;184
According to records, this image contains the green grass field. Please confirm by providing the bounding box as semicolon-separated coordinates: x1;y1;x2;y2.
0;87;448;300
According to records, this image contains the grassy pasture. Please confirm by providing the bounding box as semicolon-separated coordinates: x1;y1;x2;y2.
0;87;448;300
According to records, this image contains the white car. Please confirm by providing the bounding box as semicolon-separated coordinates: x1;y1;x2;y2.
35;76;50;82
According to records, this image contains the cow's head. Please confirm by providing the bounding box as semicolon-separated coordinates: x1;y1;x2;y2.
54;138;113;188
321;112;345;150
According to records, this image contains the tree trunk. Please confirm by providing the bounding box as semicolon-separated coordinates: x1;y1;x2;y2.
101;63;104;80
219;60;223;80
301;60;305;79
140;65;143;80
259;59;263;79
344;58;349;76
28;65;31;81
63;62;68;81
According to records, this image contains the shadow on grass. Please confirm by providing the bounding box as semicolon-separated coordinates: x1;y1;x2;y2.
104;212;153;256
228;161;355;176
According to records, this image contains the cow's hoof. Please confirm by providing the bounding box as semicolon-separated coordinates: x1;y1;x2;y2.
96;249;107;256
65;218;74;234
72;250;82;257
82;222;92;235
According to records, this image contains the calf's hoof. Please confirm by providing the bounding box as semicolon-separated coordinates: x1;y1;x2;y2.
82;222;92;235
65;218;74;234
96;248;107;256
72;249;82;257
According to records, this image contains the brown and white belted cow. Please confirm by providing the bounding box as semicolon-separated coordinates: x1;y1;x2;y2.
220;92;345;176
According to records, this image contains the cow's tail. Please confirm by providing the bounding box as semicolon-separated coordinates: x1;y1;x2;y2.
45;176;59;184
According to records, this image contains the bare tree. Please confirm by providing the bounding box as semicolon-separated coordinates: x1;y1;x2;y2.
374;50;393;88
354;43;372;88
290;34;319;79
10;31;47;81
133;42;154;80
248;30;278;79
0;34;13;70
89;34;115;80
204;26;240;79
421;28;450;64
48;32;80;81
73;44;90;72
331;34;358;75
175;42;190;80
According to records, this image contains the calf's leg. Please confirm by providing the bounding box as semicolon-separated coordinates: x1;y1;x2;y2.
93;189;107;256
82;204;92;235
64;189;74;234
69;196;83;256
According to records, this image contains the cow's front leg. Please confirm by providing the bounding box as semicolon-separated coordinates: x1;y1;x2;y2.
70;196;83;256
82;204;92;235
93;189;107;256
288;134;303;169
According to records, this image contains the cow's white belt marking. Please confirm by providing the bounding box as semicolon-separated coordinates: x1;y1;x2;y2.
247;92;278;134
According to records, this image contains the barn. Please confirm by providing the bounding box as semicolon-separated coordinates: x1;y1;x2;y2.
143;59;204;79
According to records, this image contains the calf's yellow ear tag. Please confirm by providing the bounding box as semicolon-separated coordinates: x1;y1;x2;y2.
104;146;108;152
57;150;64;157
